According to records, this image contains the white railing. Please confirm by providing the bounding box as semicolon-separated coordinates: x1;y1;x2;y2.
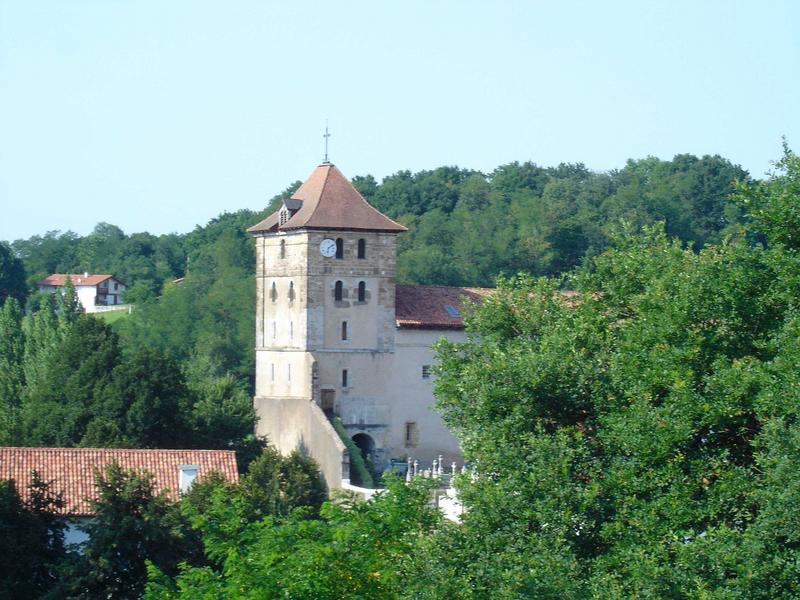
341;455;466;522
93;304;133;314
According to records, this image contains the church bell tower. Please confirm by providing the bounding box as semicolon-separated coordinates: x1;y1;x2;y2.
247;164;406;471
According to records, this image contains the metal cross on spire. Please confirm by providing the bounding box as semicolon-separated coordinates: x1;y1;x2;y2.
323;122;331;163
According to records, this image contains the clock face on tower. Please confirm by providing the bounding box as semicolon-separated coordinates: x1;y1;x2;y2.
319;238;337;258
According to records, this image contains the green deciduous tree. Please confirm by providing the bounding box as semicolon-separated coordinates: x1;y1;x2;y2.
0;241;27;305
147;477;439;600
237;447;327;521
183;353;265;470
86;347;190;448
0;297;25;444
737;143;800;250
21;315;121;447
0;473;68;600
68;461;201;600
424;149;800;598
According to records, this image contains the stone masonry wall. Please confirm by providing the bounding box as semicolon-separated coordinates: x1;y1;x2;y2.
253;395;348;491
253;230;399;488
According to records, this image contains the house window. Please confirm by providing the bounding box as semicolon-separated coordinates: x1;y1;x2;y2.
271;282;277;302
334;280;343;301
358;281;366;302
422;365;432;379
341;321;348;340
335;238;344;259
179;465;199;494
342;369;348;387
405;422;419;448
357;238;366;259
279;206;289;225
288;281;295;302
280;239;286;259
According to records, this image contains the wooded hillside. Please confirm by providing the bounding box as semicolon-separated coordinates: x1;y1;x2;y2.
1;154;749;389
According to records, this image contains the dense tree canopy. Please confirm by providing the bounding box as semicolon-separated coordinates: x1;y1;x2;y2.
140;147;796;599
146;477;440;600
2;153;748;393
0;448;327;599
0;474;67;600
0;241;27;306
3;149;798;598
66;462;203;600
426;147;800;598
0;290;262;463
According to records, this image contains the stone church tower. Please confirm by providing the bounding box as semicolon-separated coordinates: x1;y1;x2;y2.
248;163;470;490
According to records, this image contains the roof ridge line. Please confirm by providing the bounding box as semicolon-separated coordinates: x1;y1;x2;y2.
3;446;236;453
302;163;333;226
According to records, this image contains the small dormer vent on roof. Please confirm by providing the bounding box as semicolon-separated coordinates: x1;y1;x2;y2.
279;198;303;226
179;464;199;494
444;304;461;317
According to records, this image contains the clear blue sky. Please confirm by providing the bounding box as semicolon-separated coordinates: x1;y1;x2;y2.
1;1;798;242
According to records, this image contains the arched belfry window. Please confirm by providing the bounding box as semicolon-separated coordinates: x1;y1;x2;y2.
357;238;366;259
280;239;286;259
334;280;343;301
270;282;277;302
288;281;295;302
335;238;344;259
358;281;366;302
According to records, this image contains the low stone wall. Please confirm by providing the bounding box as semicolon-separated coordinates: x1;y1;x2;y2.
254;396;348;492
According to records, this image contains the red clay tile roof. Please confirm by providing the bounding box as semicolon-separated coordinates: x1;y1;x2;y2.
0;447;239;516
248;164;407;234
38;274;115;287
395;285;493;329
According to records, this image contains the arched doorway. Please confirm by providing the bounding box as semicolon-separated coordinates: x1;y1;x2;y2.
352;433;375;462
349;433;376;485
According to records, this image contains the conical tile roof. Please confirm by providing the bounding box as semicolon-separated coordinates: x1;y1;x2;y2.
248;164;406;233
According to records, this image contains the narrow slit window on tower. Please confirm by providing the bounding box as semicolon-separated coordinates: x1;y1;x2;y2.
288;281;295;302
335;238;344;259
405;422;419;448
358;281;366;302
357;238;366;259
271;363;275;382
342;369;348;388
341;321;348;340
271;282;277;303
280;239;286;258
272;321;277;340
290;321;294;340
334;280;343;301
287;363;292;382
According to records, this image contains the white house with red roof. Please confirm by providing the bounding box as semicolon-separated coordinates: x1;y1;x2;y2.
38;273;127;313
248;163;490;490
